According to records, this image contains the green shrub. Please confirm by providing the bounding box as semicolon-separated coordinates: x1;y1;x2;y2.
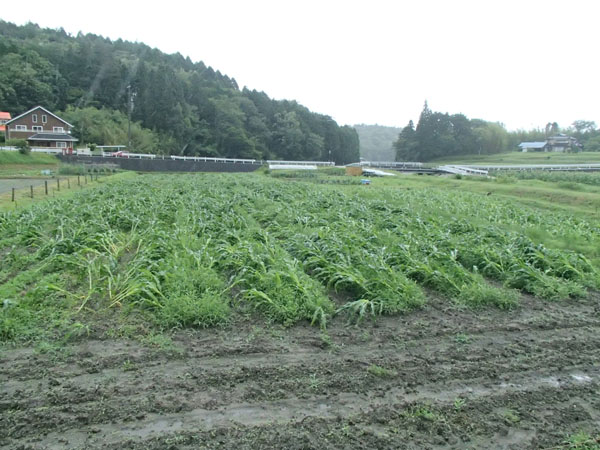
157;292;229;328
58;164;86;175
455;283;519;309
5;139;30;154
319;167;345;176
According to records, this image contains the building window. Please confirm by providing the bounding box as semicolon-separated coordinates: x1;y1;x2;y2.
56;142;67;148
32;126;43;132
15;125;27;131
32;114;38;123
53;126;65;133
42;115;47;123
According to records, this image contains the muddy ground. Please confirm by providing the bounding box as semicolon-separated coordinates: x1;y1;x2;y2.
1;294;600;449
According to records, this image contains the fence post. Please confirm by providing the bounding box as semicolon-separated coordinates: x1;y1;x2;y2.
78;175;81;186
68;178;71;189
57;178;60;191
30;185;34;199
45;180;48;195
11;188;15;202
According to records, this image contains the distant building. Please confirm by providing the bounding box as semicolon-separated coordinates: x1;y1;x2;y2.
546;134;579;152
519;134;580;153
0;111;11;132
518;142;547;152
5;106;78;152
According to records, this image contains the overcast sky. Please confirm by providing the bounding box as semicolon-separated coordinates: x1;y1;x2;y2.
2;0;599;130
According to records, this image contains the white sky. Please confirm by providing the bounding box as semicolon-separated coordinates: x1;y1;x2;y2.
2;0;599;130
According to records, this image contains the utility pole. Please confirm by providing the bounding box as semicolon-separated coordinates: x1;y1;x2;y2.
127;84;132;152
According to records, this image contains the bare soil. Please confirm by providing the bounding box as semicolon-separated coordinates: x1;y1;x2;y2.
2;294;600;449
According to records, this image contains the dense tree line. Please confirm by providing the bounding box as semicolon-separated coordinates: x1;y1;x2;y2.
395;102;600;162
0;21;359;163
394;102;510;162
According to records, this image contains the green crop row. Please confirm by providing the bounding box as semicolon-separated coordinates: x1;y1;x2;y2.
492;170;600;187
1;173;598;342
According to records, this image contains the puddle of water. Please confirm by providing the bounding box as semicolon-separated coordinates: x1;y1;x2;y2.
539;377;561;388
571;374;592;383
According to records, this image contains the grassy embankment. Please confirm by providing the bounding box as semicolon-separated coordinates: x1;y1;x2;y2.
0;152;123;209
0;152;59;177
0;172;133;212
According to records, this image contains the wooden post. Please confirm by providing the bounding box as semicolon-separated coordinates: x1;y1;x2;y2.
45;180;48;195
67;178;71;189
30;185;34;198
11;188;15;202
57;178;60;191
78;175;81;186
85;174;87;184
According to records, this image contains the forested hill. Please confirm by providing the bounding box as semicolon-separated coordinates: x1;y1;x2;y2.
353;124;400;161
0;21;359;163
394;102;600;162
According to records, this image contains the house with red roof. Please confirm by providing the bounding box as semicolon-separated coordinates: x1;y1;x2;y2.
5;106;78;152
0;111;11;133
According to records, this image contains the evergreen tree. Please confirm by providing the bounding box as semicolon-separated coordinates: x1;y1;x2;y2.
0;20;360;161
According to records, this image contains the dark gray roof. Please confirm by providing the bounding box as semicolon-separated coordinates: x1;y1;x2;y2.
27;133;78;142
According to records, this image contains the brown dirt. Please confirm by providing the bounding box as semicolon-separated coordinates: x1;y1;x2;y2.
1;294;600;449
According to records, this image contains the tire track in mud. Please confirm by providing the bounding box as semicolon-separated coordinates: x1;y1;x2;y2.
1;296;600;449
3;324;600;411
3;366;600;449
3;319;600;382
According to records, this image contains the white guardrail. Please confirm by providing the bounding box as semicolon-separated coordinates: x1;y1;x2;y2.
0;147;78;155
464;164;600;171
170;155;257;164
358;161;424;168
266;160;334;166
3;147;600;172
438;165;489;176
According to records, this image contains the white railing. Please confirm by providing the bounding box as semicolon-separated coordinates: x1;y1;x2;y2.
438;165;489;176
1;146;90;155
269;164;318;170
465;164;600;171
31;148;64;155
266;160;334;166
359;161;423;168
1;146;344;167
101;151;157;159
170;155;257;164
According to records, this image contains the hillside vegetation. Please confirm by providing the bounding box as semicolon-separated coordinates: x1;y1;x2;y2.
354;124;400;161
0;21;359;163
394;103;600;162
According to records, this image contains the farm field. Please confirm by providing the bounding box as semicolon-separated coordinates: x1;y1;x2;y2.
389;173;600;224
428;151;600;166
1;172;599;449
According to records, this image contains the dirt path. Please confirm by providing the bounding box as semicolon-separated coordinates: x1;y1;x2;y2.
0;178;49;194
2;294;599;449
